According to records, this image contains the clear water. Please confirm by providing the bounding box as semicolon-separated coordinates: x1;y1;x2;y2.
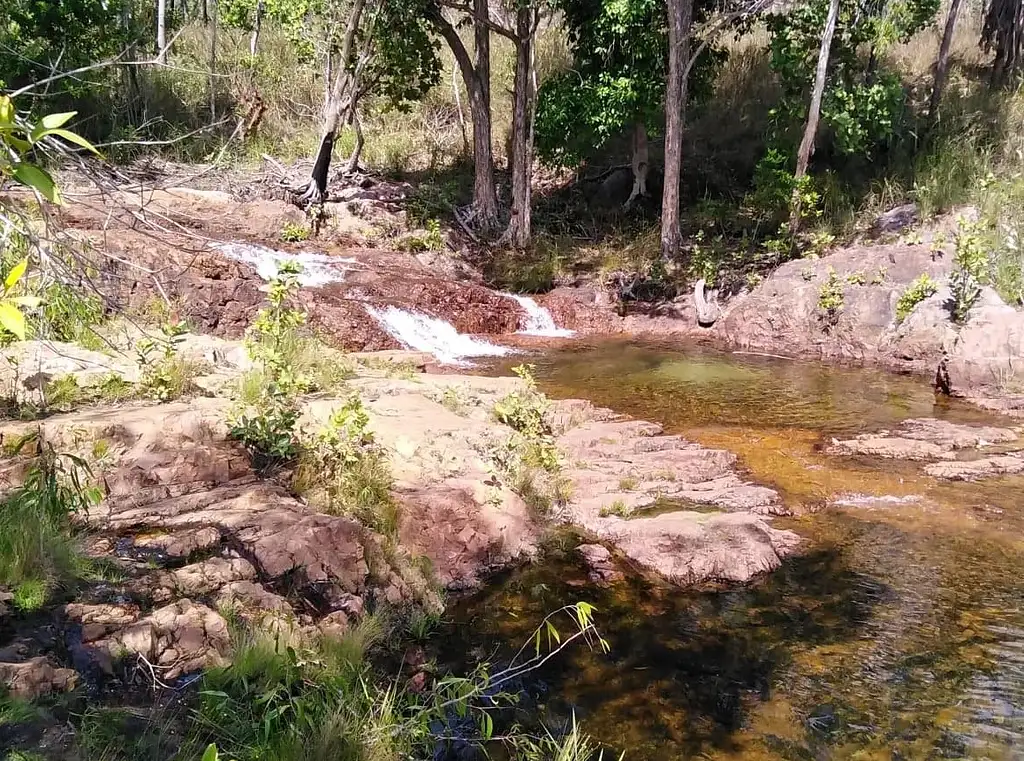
443;339;1024;760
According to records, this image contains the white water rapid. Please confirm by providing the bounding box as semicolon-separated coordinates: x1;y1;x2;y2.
366;306;514;365
503;294;574;337
214;241;359;286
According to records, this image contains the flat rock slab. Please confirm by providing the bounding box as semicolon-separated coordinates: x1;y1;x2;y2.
828;417;1024;480
555;400;799;584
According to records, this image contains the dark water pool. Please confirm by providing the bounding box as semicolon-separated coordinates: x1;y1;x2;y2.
443;340;1024;760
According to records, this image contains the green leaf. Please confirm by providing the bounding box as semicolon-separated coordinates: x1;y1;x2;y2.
4;258;27;291
201;743;220;761
0;301;27;340
41;111;77;130
11;164;61;203
480;711;493;740
37;127;100;154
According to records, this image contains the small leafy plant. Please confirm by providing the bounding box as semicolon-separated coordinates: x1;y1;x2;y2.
229;262;308;464
950;218;990;324
136;319;195;401
293;394;397;536
896;274;939;323
280;222;310;242
817;267;845;326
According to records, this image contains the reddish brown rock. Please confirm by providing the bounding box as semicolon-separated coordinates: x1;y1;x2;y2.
0;657;78;699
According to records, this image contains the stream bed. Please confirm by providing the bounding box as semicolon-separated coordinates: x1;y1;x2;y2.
442;340;1024;760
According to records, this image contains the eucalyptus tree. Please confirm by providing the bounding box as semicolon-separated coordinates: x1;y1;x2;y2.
982;0;1024;86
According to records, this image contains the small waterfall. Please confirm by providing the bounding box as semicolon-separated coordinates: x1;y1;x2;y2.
366;305;514;365
213;241;359;286
504;294;574;337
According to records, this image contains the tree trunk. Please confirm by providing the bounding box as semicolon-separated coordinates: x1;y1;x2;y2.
202;0;208;24
625;121;649;209
208;0;217;120
250;0;265;56
298;0;369;205
661;0;694;258
157;0;168;63
344;110;365;174
930;0;965;121
505;5;537;249
432;9;500;234
789;0;840;237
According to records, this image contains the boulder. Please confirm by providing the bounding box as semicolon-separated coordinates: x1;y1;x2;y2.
0;657;77;699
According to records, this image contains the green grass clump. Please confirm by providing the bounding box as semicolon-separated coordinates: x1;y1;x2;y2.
293;395;399;539
0;442;100;610
895;274;940;323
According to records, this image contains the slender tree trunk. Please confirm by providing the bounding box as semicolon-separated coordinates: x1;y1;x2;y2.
661;0;694;258
202;0;209;24
157;0;168;63
432;9;500;234
250;0;265;56
789;0;840;236
505;5;537;249
300;0;369;205
930;0;965;120
209;0;217;120
344;110;365;174
625;121;649;209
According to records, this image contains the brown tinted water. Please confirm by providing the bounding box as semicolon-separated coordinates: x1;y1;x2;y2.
443;339;1024;760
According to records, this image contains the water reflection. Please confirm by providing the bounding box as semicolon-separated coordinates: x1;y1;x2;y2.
445;340;1024;759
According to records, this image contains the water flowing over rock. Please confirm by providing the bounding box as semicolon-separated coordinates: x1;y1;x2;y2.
503;294;574;337
365;306;514;364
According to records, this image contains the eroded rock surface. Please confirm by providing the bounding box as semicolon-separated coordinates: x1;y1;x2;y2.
829;418;1024;480
554;401;799;584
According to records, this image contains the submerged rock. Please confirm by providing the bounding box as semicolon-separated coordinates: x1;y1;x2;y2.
577;544;624;585
829;417;1024;480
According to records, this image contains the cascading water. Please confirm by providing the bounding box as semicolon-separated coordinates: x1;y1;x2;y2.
503;294;574;337
366;305;514;365
213;241;359;286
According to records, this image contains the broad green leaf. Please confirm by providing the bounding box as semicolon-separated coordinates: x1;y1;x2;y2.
41;111;77;130
480;711;493;740
4;258;27;290
38;127;100;154
0;302;27;340
201;743;220;761
0;96;12;125
11;164;61;204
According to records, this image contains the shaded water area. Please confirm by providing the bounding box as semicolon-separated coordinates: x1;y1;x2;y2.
442;340;1024;760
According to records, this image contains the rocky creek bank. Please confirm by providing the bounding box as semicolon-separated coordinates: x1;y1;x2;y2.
0;342;798;714
53;186;1024;418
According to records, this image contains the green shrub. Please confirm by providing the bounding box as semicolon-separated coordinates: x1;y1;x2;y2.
293;395;398;538
229;262;308;464
817;267;845;326
949;218;992;324
280;222;311;242
896;274;940;323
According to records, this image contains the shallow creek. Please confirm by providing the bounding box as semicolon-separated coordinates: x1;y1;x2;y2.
442;339;1024;760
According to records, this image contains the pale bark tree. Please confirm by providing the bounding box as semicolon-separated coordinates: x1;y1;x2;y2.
625;122;649;210
929;0;965;121
431;2;500;234
789;0;840;236
157;0;168;63
250;0;266;56
298;0;373;204
661;0;695;257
